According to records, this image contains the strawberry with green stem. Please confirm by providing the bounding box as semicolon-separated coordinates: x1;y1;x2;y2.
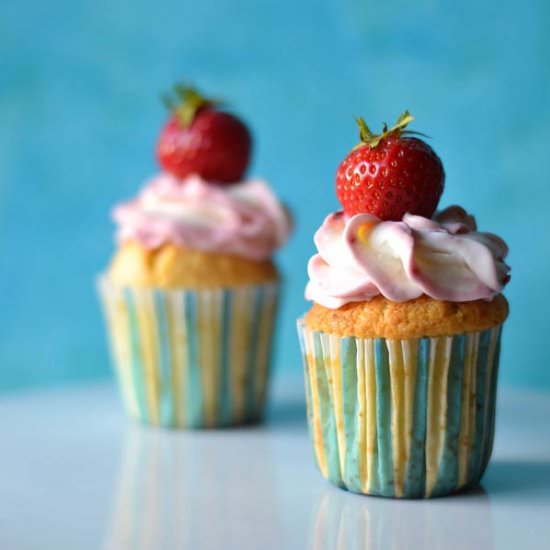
336;111;445;220
157;83;252;184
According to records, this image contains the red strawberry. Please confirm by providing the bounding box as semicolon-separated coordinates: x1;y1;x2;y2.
157;84;252;184
336;112;445;220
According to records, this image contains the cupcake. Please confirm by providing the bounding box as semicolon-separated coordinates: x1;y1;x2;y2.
297;112;510;498
98;83;292;429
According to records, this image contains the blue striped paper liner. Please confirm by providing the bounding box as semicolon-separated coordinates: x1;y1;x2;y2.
97;276;279;429
297;318;503;498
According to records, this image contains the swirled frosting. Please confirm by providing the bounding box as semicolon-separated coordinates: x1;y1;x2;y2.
113;173;291;261
306;206;510;308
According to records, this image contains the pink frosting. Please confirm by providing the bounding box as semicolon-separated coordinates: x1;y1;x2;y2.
306;206;510;308
113;173;291;261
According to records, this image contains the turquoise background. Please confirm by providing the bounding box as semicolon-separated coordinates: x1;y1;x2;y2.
1;0;548;391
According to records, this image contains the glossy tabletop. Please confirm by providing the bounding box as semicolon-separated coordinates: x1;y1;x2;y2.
1;376;549;549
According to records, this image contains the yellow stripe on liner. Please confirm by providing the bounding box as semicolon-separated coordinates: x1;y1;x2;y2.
134;289;161;425
425;336;452;496
479;328;498;467
254;285;277;411
355;338;367;493
328;333;345;480
365;339;377;494
324;334;346;479
230;288;254;423
197;291;222;427
306;328;328;478
458;332;479;486
387;340;406;497
166;291;187;427
104;284;139;418
402;339;418;494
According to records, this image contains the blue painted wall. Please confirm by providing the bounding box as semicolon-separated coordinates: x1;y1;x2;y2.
1;0;548;390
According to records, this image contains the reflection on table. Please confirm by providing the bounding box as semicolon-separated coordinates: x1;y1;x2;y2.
309;485;494;550
103;425;283;550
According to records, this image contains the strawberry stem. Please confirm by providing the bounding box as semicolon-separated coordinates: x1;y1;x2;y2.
354;110;427;149
161;82;223;128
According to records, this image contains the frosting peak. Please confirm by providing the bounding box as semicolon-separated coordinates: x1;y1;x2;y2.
306;206;510;308
113;173;291;260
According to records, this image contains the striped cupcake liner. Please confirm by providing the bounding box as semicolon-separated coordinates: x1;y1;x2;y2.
97;277;279;429
297;319;503;498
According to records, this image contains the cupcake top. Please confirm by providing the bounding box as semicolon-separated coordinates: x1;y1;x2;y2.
306;206;509;308
111;83;291;262
306;112;511;309
113;173;291;261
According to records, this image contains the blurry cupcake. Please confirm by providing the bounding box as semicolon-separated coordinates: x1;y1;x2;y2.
98;83;292;429
298;112;510;498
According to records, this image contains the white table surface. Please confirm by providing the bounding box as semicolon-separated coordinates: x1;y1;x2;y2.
1;376;549;550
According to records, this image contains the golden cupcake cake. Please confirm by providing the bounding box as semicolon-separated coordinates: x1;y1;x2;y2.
298;112;510;498
98;83;291;429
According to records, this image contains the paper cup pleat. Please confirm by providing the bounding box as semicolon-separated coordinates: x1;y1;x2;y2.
98;277;279;429
297;319;502;498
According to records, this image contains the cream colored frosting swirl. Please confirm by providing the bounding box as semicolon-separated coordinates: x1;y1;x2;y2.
306;206;510;308
113;173;291;260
